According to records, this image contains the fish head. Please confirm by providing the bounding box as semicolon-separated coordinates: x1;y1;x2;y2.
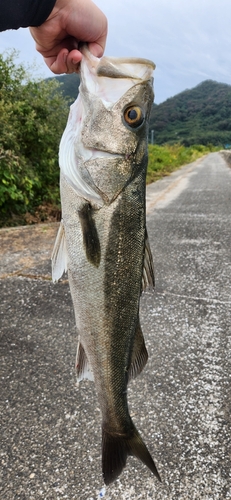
59;46;155;205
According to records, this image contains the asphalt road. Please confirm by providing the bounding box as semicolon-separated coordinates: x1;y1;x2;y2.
1;152;231;499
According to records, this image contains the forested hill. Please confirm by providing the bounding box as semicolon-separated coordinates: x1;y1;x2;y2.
150;80;231;146
46;73;80;102
48;75;231;147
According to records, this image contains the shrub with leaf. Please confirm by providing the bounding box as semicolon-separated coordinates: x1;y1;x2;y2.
147;143;219;183
0;51;69;226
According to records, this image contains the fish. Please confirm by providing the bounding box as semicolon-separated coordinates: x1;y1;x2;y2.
52;45;160;485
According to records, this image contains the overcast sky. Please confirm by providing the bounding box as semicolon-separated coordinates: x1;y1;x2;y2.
0;0;231;103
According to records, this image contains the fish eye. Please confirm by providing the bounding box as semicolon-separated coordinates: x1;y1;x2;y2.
123;105;144;129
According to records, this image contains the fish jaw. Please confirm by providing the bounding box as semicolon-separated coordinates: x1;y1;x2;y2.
59;96;103;205
80;45;155;106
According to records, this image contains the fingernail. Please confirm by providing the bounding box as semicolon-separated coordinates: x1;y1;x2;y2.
63;51;68;64
72;60;80;72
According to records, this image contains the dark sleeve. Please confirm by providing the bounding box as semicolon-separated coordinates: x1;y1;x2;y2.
0;0;56;31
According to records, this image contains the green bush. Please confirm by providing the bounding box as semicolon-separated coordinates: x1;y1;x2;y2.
0;51;69;225
147;143;220;183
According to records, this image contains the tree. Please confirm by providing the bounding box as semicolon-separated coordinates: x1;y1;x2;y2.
149;80;231;146
0;51;69;224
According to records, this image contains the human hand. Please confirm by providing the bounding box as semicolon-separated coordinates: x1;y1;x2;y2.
29;0;107;74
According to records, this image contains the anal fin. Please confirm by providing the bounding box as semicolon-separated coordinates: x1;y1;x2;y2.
76;341;94;382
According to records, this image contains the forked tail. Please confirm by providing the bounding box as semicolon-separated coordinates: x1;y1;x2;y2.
102;423;161;485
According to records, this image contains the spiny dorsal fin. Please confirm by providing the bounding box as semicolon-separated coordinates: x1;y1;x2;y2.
76;341;94;382
127;320;148;382
142;230;155;291
51;220;68;283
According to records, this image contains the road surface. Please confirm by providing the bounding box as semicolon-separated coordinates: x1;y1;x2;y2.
1;152;231;499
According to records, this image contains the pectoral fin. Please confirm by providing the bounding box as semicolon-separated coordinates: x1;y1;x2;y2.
51;220;68;282
127;320;148;381
76;341;94;382
78;203;101;267
142;230;155;291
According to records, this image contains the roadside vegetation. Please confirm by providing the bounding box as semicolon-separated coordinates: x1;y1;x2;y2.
147;143;220;183
0;51;69;227
0;52;223;227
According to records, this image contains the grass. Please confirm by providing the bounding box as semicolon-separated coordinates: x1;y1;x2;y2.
147;144;220;183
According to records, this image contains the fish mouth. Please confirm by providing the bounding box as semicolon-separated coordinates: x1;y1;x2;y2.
82;143;137;163
79;144;123;162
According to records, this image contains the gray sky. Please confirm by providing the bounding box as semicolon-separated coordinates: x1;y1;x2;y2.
0;0;231;103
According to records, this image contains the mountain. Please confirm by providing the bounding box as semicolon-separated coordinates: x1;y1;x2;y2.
46;73;80;102
150;80;231;146
47;75;231;146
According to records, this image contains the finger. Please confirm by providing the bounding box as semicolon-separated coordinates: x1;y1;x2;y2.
66;50;82;72
34;35;79;58
88;41;105;58
44;48;68;74
44;48;82;74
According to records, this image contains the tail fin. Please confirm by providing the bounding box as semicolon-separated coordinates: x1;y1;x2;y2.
102;424;161;485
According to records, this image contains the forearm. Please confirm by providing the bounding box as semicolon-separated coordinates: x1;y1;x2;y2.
0;0;56;31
